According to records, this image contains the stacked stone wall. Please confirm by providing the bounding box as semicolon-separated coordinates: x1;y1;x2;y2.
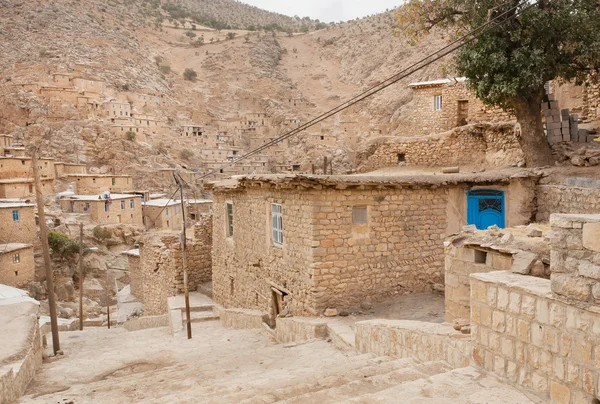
136;221;212;315
536;185;600;222
127;255;142;301
357;123;522;173
548;213;600;304
470;271;600;404
445;246;513;323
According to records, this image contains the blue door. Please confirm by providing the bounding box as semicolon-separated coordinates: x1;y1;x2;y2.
467;189;505;230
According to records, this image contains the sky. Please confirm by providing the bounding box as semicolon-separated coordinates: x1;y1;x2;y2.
241;0;402;23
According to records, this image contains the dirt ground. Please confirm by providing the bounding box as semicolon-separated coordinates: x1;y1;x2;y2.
22;323;359;403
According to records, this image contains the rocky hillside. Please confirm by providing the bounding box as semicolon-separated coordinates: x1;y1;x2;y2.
0;0;447;182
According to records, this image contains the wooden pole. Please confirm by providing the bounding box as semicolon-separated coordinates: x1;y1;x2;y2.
32;148;61;354
175;174;192;339
79;222;84;331
106;263;110;329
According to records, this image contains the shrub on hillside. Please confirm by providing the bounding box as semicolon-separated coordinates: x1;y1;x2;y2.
180;149;194;160
48;232;81;261
93;226;112;241
126;130;136;141
158;63;171;73
183;68;197;81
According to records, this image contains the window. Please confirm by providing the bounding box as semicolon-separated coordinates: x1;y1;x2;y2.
474;249;488;264
112;178;116;186
397;153;406;163
352;206;368;225
13;253;20;263
434;95;443;111
84;203;90;211
12;210;20;222
120;200;125;210
130;199;134;209
104;202;110;213
271;203;283;246
165;207;169;216
226;202;234;237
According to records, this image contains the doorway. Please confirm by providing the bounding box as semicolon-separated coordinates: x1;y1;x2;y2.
457;100;469;126
467;189;505;229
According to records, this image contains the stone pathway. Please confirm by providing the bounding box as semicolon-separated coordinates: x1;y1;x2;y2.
22;321;544;403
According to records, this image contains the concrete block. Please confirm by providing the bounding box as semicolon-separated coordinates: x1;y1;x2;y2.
583;223;600;252
561;108;570;118
547;122;561;130
541;102;549;110
587;135;598;143
549;101;559;109
547;93;555;101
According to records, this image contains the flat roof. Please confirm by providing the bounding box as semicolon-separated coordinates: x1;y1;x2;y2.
186;199;213;204
408;77;466;88
143;198;180;207
0;243;33;254
0;284;38;306
0;156;54;161
55;162;86;167
0;202;34;208
209;168;539;191
62;193;142;201
65;174;131;178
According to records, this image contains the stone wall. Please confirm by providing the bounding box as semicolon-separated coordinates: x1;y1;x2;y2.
0;205;36;245
274;317;328;344
355;319;472;369
0;246;35;288
134;217;212;315
357;123;523;173
536;185;600;222
470;271;600;404
548;213;600;304
215;306;268;330
127;254;142;300
445;245;513;323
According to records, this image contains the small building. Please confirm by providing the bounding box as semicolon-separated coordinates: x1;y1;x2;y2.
0;200;36;245
58;193;143;225
54;162;87;178
186;199;213;220
143;198;182;231
0;178;54;198
0;134;13;156
0;157;55;181
105;99;132;118
71;77;105;94
405;78;512;136
122;248;142;299
181;124;203;138
208;170;538;319
0;244;34;288
65;174;133;194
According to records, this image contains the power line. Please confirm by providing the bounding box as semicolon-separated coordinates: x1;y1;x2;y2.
197;0;538;181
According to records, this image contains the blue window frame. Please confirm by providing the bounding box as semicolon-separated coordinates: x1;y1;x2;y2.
467;189;505;230
12;210;20;222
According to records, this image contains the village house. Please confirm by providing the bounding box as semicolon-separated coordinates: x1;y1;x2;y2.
65;174;133;194
71;77;105;94
0;200;37;245
208;170;537;319
0;157;55;181
57;193;143;225
181;124;203;138
143;198;183;231
0;178;54;198
186;199;213;220
405;78;512;136
53;162;87;178
1;134;13;156
110;124;148;142
105;99;132;118
0;243;34;288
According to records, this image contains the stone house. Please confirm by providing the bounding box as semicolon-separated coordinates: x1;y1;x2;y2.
71;77;105;94
0;244;34;288
0;200;37;245
0;178;54;198
65;174;133;194
58;193;143;226
143;198;183;231
110;125;148;142
0;134;13;156
181;124;203;138
53;162;87;178
0;157;55;181
405;78;511;136
105;99;132;118
209;170;537;318
186;199;213;219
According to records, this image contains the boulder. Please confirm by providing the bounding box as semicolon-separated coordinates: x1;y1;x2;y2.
324;308;338;317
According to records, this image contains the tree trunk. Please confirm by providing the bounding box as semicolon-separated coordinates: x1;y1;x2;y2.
513;91;554;167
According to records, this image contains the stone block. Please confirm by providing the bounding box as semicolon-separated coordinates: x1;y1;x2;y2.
583;222;600;252
579;261;600;281
551;273;593;302
511;251;537;275
550;381;571;404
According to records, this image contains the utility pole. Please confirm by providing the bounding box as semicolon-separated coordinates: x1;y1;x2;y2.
174;173;192;339
105;262;111;329
32;148;61;355
79;222;84;331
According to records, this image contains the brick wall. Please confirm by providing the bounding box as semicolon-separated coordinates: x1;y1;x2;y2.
548;213;600;304
470;271;600;404
357;123;523;173
536;185;600;222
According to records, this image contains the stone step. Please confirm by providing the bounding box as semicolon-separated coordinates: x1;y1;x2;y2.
345;366;541;404
236;357;418;404
178;304;214;314
183;311;219;323
279;360;451;404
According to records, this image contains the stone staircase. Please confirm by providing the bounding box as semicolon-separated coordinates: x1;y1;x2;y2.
187;352;540;404
167;292;219;334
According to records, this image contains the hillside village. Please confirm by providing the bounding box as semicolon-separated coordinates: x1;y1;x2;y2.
2;1;600;404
